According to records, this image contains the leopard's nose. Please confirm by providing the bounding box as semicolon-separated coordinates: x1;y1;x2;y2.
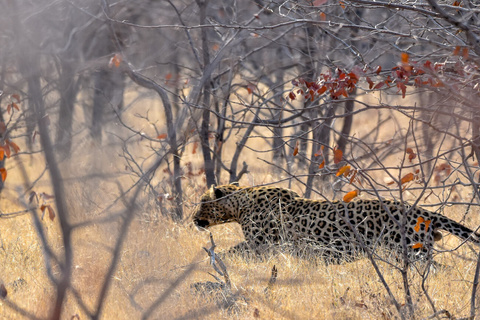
194;219;210;228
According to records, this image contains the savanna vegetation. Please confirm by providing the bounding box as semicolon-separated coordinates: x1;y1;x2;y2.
1;0;480;319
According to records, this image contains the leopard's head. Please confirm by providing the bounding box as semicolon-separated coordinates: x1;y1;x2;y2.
193;184;244;230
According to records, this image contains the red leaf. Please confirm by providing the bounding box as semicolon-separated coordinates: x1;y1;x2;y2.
157;133;167;140
289;92;296;100
366;77;374;89
319;12;327;21
313;0;328;5
11;94;20;102
375;66;382;75
397;82;407;98
453;46;461;56
192;141;198;154
373;82;384;90
317;86;327;95
462;47;469;59
333;147;343;164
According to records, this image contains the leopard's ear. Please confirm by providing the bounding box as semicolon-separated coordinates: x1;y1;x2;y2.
209;184;224;199
213;186;225;199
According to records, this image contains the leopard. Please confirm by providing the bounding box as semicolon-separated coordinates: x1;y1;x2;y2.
193;184;480;262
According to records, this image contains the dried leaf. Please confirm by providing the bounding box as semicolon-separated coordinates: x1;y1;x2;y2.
0;149;4;161
401;52;409;63
192;141;198;154
293;146;299;156
157;133;167;140
412;243;423;249
462;47;469;59
343;190;358;202
313;0;328;5
0;167;6;182
453;46;461;56
414;217;425;232
289;92;296;100
108;54;122;68
333;148;343;164
11;94;21;102
400;173;414;184
319;160;325;169
319;12;326;21
424;219;431;232
336;165;351;177
7;140;20;154
47;205;55;221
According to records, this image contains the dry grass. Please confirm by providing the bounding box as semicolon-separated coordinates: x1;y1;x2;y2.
1;92;479;319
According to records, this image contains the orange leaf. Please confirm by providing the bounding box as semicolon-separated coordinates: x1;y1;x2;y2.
408;153;416;162
7;140;20;154
0;168;6;182
0;149;4;161
339;1;345;9
11;103;19;111
319;160;325;169
343;190;358;202
412;243;423;249
401;52;409;63
319;12;326;21
157;133;167;140
424;219;431;232
293;146;298;156
336;165;351;177
165;73;172;81
7;104;11;115
333;148;343;164
108;54;122;68
462;47;469;59
400;173;414;184
414;217;425;232
406;147;414;154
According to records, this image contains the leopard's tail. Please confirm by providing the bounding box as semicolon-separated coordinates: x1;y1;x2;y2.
434;216;480;245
